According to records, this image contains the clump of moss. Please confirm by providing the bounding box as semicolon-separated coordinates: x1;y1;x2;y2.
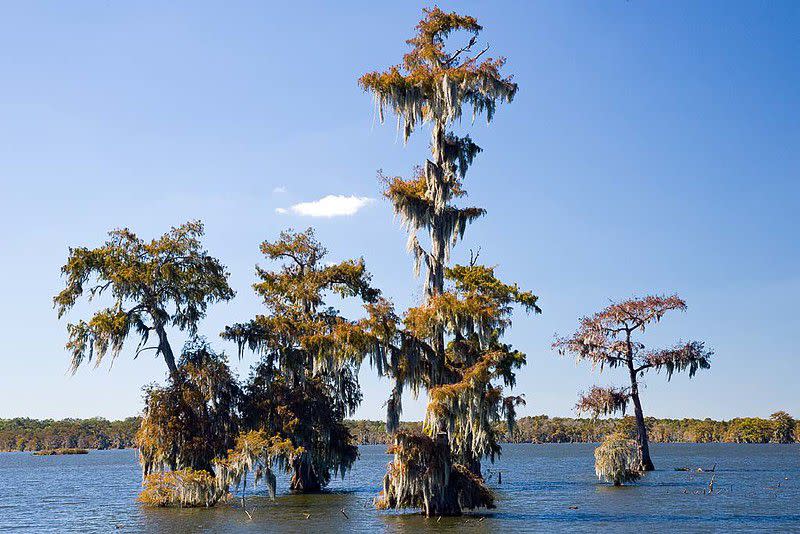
594;433;642;486
138;468;223;507
376;431;495;516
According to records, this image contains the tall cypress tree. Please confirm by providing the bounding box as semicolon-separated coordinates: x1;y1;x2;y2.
359;8;539;516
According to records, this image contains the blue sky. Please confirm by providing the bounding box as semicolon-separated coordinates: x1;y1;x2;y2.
0;1;797;422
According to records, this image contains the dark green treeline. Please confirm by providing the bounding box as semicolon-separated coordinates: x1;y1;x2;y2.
2;412;796;452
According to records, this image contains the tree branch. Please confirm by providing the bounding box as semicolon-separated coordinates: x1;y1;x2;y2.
464;44;490;66
445;35;477;66
134;346;160;358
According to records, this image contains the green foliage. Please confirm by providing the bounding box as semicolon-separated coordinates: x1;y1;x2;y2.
239;368;359;491
54;221;234;375
2;414;797;453
770;411;796;444
725;417;779;443
32;448;88;455
136;339;240;478
446;264;541;315
222;228;379;492
0;417;139;451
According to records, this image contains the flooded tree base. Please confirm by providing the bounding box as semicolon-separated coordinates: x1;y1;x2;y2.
139;469;226;508
290;469;322;493
375;432;495;517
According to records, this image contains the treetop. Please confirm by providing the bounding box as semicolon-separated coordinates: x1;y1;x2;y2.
554;294;712;381
359;7;517;141
53;221;234;373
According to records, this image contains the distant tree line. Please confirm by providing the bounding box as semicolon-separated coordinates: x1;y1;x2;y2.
350;412;799;445
0;417;139;451
3;412;795;452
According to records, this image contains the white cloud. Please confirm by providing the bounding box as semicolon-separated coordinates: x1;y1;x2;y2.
275;207;288;214
272;186;287;194
279;195;374;217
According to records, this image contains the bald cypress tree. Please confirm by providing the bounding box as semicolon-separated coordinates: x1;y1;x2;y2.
555;295;713;471
54;222;239;507
54;221;234;378
222;228;382;493
359;8;539;516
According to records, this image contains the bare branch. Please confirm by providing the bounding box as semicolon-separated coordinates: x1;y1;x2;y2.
445;35;477;66
465;44;490;66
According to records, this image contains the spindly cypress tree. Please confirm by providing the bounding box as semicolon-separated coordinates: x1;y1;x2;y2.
222;228;382;492
554;295;713;471
359;8;539;516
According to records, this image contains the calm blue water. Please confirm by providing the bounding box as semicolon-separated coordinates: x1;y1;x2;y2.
0;444;798;533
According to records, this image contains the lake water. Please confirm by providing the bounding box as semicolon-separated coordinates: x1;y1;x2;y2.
1;443;798;533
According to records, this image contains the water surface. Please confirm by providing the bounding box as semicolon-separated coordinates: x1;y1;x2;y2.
1;443;798;532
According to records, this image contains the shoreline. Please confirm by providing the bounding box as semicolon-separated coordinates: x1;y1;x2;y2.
2;413;797;453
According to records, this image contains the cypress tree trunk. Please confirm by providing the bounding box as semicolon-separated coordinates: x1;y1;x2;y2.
155;323;179;379
627;365;655;471
430;431;461;516
625;331;655;471
290;456;321;493
425;120;464;516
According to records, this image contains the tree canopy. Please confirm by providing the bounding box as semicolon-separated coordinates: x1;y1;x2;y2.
359;6;517;143
137;338;240;479
54;221;234;377
222;228;382;492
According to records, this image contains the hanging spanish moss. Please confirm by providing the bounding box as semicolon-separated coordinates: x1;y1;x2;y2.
213;430;301;500
594;433;643;486
136;339;240;507
139;468;223;508
359;7;539;516
375;432;495;516
222;229;382;493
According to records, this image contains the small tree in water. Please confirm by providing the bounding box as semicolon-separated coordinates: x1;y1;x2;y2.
555;295;713;471
359;7;539;516
594;432;642;486
223;228;382;493
54;221;234;378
